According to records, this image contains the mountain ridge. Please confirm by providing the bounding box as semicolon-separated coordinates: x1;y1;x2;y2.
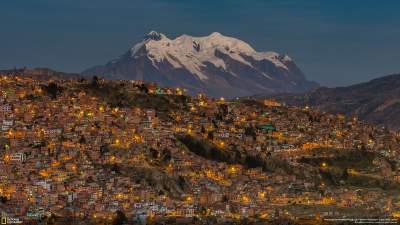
268;73;400;129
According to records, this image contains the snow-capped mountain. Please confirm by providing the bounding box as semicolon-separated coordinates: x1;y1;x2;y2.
83;31;318;97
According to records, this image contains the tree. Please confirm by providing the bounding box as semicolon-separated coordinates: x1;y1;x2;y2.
79;135;86;144
207;131;214;140
161;148;172;162
0;195;8;203
149;148;159;159
201;125;206;134
100;144;109;157
44;213;57;225
91;76;99;87
244;125;256;139
113;210;127;225
219;104;229;117
139;84;149;94
43;83;62;99
178;176;186;189
342;168;349;180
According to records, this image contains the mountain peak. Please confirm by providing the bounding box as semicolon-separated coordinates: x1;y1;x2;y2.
209;31;223;37
144;31;167;41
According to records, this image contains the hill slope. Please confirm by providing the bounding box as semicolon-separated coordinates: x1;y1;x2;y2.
271;73;400;129
1;73;400;223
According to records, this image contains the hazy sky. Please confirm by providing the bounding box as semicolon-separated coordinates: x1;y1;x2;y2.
1;0;400;87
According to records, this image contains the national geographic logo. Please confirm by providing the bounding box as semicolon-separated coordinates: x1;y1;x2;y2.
0;217;22;224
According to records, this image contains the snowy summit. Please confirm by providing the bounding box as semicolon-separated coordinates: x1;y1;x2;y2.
130;31;291;80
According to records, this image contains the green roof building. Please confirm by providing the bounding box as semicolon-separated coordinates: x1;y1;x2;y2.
256;124;276;131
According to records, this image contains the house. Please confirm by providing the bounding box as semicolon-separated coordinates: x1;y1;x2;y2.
0;91;5;103
0;104;11;113
10;153;26;163
256;124;276;132
44;128;62;137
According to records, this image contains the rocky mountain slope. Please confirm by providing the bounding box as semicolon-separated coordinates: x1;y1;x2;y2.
270;73;400;129
83;31;318;97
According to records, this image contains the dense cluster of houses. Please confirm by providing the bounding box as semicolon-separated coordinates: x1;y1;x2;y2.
0;74;399;224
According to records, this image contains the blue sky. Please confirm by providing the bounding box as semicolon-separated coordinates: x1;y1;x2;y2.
1;0;400;87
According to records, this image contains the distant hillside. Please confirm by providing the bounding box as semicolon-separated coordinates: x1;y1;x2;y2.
0;67;82;80
270;73;400;129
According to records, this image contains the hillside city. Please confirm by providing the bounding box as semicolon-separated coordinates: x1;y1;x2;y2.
0;71;400;224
